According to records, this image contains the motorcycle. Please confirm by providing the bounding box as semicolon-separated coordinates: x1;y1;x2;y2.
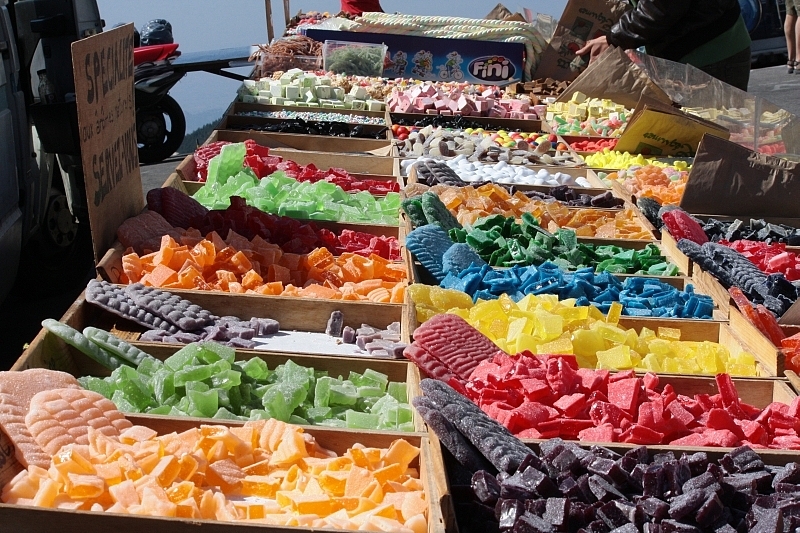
133;42;187;164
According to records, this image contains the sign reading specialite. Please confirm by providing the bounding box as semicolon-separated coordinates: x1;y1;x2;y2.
72;23;143;261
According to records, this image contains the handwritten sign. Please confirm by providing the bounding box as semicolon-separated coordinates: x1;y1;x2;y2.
615;106;730;158
72;24;144;262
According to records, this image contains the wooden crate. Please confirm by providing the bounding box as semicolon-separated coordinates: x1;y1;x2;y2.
404;297;776;376
519;375;797;458
16;285;408;366
13;294;422;432
428;375;798;533
389;113;543;134
727;307;800;377
404;163;607;191
660;230;693;277
0;423;445;533
96;173;402;283
175;151;398;184
207;128;397;157
691;263;732;318
220;116;389;141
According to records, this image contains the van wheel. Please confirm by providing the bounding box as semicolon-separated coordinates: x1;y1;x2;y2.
16;191;94;296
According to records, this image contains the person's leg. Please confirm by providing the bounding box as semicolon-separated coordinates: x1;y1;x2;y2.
786;12;797;72
699;47;751;91
795;14;800;72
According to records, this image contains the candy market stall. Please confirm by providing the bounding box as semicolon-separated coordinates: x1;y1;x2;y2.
8;7;800;533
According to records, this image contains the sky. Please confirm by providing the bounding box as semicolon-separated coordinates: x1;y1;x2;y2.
96;0;568;132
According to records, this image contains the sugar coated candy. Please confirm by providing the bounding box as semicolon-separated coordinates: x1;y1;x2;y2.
407;286;756;376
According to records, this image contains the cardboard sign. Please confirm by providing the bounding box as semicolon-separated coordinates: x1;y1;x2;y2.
615;105;730;157
681;134;800;218
71;24;143;262
533;0;628;81
555;46;673;110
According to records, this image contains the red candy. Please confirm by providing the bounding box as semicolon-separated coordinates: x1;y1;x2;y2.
192;140;400;195
404;314;504;384
189;196;400;259
662;210;709;244
723;240;800;281
569;138;617;153
441;348;800;448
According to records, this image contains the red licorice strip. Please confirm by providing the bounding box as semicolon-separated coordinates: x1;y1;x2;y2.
662;210;709;244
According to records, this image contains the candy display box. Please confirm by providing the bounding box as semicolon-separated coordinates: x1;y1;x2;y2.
305;29;526;85
517;374;797;463
16;288;407;366
219;107;390;141
226;102;389;124
728;306;800;377
176;135;400;184
404;159;608;192
0;422;446;533
96;173;403;287
390;113;544;135
404;296;777;377
207;128;399;158
13;291;423;432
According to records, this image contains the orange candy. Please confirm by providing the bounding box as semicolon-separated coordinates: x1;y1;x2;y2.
608;165;688;206
2;421;426;531
120;229;407;303
425;183;653;240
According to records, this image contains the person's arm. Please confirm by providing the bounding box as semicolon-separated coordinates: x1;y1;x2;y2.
606;0;693;50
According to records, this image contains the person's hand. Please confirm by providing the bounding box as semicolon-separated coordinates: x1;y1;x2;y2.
575;35;610;63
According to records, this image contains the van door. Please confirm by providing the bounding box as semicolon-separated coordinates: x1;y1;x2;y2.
0;3;23;303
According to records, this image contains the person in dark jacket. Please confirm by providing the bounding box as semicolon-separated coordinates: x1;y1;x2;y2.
576;0;751;91
340;0;383;16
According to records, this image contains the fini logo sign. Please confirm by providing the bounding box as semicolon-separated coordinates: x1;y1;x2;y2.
468;56;515;82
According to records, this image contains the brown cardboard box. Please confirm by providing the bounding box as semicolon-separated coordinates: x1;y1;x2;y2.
533;0;629;81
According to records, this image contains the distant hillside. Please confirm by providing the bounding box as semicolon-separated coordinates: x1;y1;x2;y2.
178;118;221;154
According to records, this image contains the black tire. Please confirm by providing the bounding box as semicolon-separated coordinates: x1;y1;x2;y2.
136;94;186;165
16;191;94;297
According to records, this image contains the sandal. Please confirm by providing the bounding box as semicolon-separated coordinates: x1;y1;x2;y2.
789;59;796;74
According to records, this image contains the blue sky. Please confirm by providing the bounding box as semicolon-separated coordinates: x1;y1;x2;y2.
97;0;568;131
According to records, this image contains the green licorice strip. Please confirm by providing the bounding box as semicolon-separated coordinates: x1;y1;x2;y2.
41;319;129;370
82;326;158;367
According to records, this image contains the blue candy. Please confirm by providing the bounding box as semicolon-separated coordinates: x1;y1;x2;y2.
438;262;716;319
406;224;453;283
442;243;486;275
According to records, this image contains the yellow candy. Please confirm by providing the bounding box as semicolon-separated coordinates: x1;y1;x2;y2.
407;284;757;376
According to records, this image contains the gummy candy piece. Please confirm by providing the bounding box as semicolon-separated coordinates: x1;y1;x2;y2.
406;225;455;283
662;210;709;244
401;197;428;228
411;314;503;381
420;191;462;232
442;243;486;274
325;310;344;337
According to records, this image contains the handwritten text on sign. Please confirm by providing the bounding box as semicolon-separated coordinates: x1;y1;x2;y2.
72;24;144;262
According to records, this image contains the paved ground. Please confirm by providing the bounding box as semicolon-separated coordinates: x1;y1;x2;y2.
0;65;797;370
747;64;800;115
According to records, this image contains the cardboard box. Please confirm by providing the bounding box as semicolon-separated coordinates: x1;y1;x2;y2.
533;0;629;81
306;29;526;84
208;127;397;157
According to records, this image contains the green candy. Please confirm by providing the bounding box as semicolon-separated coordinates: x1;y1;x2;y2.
421;192;462;232
402;198;428;228
42;319;128;370
73;334;413;430
83;327;158;367
194;147;400;226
